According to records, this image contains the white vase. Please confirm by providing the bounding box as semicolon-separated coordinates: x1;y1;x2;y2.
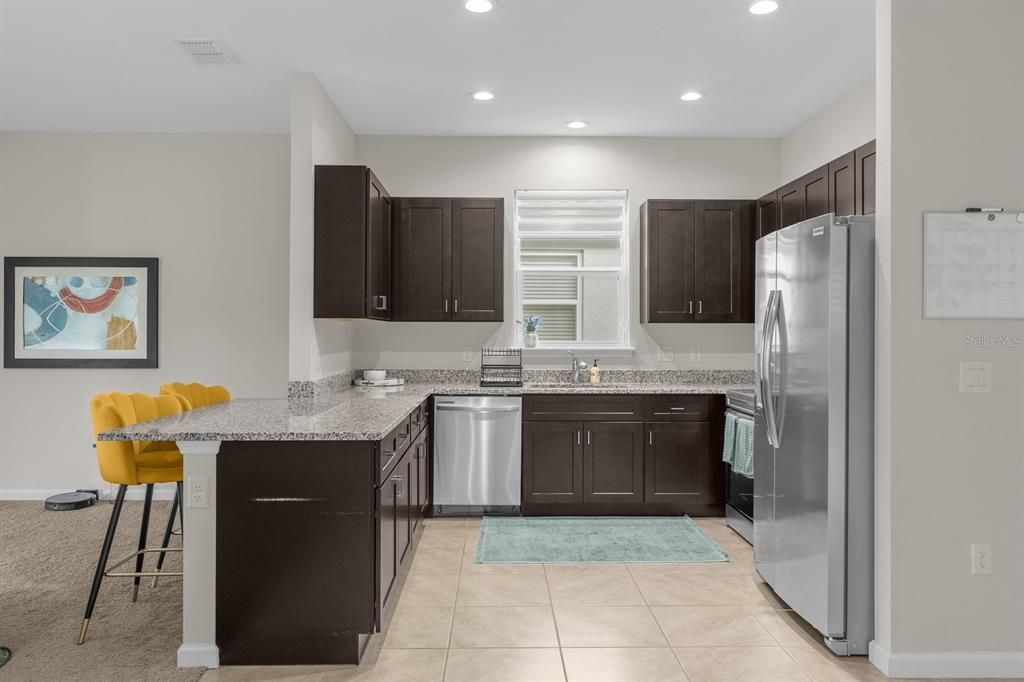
524;332;538;348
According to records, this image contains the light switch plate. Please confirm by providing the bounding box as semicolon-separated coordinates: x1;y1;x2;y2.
959;361;993;393
657;346;674;362
462;347;475;363
690;346;703;363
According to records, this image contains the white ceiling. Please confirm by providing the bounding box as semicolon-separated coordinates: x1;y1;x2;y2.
0;0;875;137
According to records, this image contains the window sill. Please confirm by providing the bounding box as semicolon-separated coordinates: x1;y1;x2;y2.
522;346;636;358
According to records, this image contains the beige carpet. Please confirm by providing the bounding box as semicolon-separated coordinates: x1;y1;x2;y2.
0;500;204;681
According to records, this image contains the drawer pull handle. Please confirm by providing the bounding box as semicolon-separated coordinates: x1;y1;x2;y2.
649;431;653;445
577;431;581;446
587;431;591;445
669;407;687;411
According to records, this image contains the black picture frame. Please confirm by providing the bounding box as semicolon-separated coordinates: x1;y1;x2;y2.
3;257;159;368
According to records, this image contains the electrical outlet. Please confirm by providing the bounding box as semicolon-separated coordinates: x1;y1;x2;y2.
690;346;703;363
971;543;993;575
188;476;208;509
960;361;992;393
462;347;475;363
656;346;674;362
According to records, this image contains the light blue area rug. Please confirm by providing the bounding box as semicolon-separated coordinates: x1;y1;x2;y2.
475;516;731;564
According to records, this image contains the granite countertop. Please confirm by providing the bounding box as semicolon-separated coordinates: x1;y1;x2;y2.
100;377;754;443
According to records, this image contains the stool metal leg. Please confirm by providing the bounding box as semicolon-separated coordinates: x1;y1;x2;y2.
131;484;154;603
79;484;127;645
152;485;180;587
177;480;184;529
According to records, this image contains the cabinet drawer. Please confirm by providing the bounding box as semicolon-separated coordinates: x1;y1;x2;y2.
643;395;710;421
379;414;414;482
411;398;430;435
524;394;643;422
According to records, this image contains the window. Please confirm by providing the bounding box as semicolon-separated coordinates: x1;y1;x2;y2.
515;190;629;349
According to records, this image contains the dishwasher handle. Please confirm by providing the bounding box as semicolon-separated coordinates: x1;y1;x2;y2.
435;405;521;413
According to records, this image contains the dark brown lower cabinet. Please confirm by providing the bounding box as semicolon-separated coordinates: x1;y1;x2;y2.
522;394;725;516
522;421;583;504
583;422;644;503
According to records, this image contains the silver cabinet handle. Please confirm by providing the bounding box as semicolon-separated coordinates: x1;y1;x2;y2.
688;300;693;314
454;299;459;313
669;406;687;411
649;431;653;445
698;300;703;315
587;431;591;445
391;475;404;498
444;299;449;313
380;295;388;311
577;431;581;446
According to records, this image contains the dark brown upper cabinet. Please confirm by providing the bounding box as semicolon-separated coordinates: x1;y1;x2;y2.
854;140;876;216
779;163;830;231
395;197;503;322
757;191;780;238
828;151;856;216
641;199;753;324
314;165;393;320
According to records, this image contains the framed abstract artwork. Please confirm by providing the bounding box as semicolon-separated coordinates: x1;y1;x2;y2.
3;257;158;368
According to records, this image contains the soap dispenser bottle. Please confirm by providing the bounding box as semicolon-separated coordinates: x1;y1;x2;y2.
590;359;601;384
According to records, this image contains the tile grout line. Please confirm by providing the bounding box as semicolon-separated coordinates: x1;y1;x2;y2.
624;562;700;681
439;519;469;681
542;563;570;682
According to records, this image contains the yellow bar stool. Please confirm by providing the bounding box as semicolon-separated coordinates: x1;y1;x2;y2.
159;382;231;410
79;392;185;645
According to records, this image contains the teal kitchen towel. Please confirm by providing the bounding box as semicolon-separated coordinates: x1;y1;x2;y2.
722;411;738;466
733;416;754;478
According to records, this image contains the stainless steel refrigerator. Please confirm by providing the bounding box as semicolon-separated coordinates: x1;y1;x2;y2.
754;213;874;656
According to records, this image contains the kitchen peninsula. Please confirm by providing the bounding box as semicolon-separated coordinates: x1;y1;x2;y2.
100;370;753;669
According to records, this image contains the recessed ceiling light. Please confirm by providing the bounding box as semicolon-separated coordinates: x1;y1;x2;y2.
749;0;778;15
465;0;494;13
680;91;703;101
472;90;495;101
565;120;589;130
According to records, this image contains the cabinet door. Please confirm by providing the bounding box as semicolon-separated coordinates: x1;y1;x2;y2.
642;200;696;322
828;151;855;216
644;422;714;504
802;164;830;221
395;454;412;568
778;180;804;230
757;191;780;238
417;425;431;516
583;422;644;504
694;200;749;323
408;434;422;533
452;198;503;321
398;199;451;321
522;422;583;504
854;140;876;215
367;171;393;321
378;475;398;618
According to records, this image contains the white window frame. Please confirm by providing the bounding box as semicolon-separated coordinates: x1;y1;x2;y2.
513;189;633;355
521;250;583;342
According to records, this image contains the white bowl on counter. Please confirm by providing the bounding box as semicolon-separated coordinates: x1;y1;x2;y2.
362;369;387;381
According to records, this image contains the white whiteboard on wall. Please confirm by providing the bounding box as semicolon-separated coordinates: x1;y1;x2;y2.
924;212;1024;319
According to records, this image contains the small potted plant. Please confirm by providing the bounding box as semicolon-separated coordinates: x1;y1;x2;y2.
522;314;542;348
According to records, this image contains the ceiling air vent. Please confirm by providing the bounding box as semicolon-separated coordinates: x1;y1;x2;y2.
176;40;238;65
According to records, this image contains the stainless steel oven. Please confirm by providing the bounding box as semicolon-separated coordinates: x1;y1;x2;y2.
725;388;755;544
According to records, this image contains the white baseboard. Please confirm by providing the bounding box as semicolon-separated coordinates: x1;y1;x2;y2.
870;640;1024;678
1;484;178;502
177;644;218;669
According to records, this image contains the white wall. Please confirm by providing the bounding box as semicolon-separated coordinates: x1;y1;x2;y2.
780;76;875;185
288;73;358;382
873;0;1024;676
0;132;290;495
352;135;779;369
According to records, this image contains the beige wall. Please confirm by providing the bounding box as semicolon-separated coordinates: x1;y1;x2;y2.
780;76;875;186
874;0;1024;675
0;132;290;495
352;135;779;369
288;73;357;382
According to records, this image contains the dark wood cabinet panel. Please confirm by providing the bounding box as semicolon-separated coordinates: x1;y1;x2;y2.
522;421;583;504
644;422;715;504
757;191;780;238
415;425;431;518
378;464;398;621
314;165;373;318
694;200;751;323
854;140;876;216
397;198;451;321
641;200;696;322
583;422;644;504
828;151;856;216
778;179;803;230
524;394;643;422
643;395;711;422
367;172;393;320
803;164;830;221
394;453;412;568
452;198;503;321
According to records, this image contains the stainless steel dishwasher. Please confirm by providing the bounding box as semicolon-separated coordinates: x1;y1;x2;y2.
433;395;522;515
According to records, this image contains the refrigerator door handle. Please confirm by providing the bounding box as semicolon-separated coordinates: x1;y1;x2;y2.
761;290;782;448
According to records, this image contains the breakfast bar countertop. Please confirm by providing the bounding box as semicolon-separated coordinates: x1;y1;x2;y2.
99;375;755;443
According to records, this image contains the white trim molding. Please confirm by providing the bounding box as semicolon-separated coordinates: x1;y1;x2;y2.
870;640;1024;678
0;485;177;501
177;644;220;669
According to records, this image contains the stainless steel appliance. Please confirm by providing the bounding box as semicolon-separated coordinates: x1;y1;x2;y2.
433;396;522;515
724;388;755;544
754;213;874;656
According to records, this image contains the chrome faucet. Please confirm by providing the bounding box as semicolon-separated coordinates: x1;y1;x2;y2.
568;351;588;383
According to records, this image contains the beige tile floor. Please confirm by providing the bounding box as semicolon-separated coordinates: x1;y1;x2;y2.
200;517;936;682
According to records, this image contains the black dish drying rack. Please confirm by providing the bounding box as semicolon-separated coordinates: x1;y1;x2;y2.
479;347;523;387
